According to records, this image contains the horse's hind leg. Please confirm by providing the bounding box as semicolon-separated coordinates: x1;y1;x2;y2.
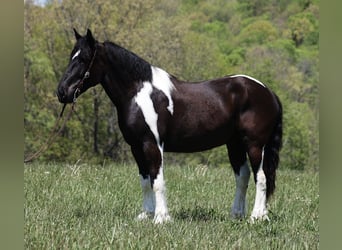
248;145;269;221
227;141;250;219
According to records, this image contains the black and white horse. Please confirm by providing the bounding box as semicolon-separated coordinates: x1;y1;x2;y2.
57;29;282;224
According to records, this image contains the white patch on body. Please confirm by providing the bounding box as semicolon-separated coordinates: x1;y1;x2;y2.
251;147;269;221
230;74;266;88
231;161;251;219
135;82;160;143
72;49;81;60
151;66;175;114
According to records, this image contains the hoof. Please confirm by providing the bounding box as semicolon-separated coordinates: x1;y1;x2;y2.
153;213;172;224
231;208;246;220
250;210;270;223
136;211;154;221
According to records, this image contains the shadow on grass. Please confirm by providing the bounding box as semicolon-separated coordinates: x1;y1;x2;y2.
175;205;228;222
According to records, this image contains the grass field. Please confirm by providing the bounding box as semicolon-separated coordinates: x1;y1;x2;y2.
24;163;318;249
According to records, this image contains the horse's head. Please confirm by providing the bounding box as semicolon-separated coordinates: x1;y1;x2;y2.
57;29;101;103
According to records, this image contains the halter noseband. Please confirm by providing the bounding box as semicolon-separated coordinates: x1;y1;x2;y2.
73;46;97;103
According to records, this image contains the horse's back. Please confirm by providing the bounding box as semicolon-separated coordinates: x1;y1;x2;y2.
163;75;280;152
163;77;248;152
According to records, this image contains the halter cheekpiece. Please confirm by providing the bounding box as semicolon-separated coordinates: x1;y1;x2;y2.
73;46;97;103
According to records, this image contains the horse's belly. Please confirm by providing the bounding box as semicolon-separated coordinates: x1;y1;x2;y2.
164;141;225;153
163;127;231;153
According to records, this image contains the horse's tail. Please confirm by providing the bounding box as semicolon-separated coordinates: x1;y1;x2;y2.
263;93;283;200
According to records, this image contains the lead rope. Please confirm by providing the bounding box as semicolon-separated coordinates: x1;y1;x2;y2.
24;103;75;163
25;47;97;164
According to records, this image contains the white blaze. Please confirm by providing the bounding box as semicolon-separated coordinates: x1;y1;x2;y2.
72;49;81;60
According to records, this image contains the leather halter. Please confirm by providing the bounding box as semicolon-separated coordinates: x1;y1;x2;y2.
73;46;97;103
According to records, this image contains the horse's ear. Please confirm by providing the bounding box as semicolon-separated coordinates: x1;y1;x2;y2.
73;28;82;40
86;29;96;49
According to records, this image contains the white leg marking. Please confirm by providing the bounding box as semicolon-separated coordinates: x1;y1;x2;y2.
251;147;269;221
137;176;155;221
135;82;160;142
151;66;175;114
72;49;81;60
231;161;250;219
230;74;266;88
153;144;171;224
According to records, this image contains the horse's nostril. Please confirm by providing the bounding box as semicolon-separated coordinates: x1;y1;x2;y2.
56;89;67;103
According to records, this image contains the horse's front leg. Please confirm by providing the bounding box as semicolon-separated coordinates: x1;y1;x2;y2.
131;145;155;220
132;141;171;224
147;141;171;224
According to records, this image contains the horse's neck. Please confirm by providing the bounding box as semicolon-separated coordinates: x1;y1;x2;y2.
100;76;126;109
101;43;152;110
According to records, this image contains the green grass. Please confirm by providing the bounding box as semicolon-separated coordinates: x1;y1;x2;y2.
24;163;318;249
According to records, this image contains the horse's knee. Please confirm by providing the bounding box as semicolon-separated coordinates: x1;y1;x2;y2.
143;141;162;162
141;141;163;182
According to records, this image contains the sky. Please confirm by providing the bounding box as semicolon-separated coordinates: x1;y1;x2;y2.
37;0;46;5
32;0;48;6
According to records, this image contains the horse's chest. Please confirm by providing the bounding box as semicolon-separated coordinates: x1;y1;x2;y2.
117;103;167;145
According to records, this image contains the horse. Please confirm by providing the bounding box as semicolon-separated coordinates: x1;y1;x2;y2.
57;29;282;224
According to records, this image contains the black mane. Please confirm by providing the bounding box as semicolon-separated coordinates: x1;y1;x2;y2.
104;41;152;83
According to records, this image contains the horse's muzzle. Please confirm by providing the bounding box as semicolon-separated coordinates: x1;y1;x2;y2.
56;86;73;103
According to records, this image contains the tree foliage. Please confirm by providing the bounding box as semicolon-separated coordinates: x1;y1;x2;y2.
24;0;319;170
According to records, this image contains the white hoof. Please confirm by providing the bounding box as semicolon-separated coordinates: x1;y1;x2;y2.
153;213;171;224
250;210;270;223
136;211;154;221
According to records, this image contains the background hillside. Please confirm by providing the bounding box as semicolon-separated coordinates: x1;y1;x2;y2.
24;0;319;170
